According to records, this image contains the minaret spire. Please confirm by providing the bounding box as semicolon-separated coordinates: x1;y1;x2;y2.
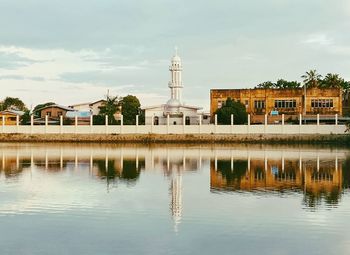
168;48;183;105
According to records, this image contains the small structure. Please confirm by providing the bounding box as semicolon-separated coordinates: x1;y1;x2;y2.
143;49;209;125
38;104;75;119
0;110;25;125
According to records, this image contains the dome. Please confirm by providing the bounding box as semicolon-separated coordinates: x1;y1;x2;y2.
172;55;181;62
166;98;181;107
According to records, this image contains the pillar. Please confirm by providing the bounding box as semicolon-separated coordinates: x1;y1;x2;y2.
248;114;251;126
121;115;123;126
183;114;186;126
214;114;217;126
199;115;202;126
60;115;63;134
167;114;170;126
316;114;320;126
2;116;5;127
105;115;108;126
231;114;233;126
136;115;139;126
30;115;34;134
75;115;78;127
16;115;19;126
335;114;338;126
299;114;302;126
282;114;284;126
264;114;267;125
90;115;93;126
45;115;48;133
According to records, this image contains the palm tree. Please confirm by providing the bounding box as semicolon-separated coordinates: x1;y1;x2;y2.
99;95;121;125
301;70;322;115
301;70;322;88
321;73;344;88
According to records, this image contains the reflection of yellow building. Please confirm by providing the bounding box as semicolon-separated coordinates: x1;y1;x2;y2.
211;158;343;205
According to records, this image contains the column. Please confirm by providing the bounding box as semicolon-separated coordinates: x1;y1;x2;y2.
335;114;338;126
136;115;139;126
30;115;34;134
60;115;63;134
45;115;48;134
299;114;302;125
2;116;5;131
231;114;234;126
214;114;217;126
282;114;284;125
120;115;123;134
316;114;320;126
16;115;19;133
199;115;202;134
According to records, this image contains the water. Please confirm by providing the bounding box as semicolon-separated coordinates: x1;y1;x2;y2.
0;143;349;255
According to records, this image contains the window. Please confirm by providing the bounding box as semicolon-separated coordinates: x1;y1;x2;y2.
274;99;297;109
46;112;51;117
254;100;265;109
311;99;333;108
217;100;223;109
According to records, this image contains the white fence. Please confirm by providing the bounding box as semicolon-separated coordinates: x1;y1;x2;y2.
0;113;347;135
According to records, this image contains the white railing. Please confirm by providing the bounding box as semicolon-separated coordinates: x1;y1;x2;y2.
0;114;347;135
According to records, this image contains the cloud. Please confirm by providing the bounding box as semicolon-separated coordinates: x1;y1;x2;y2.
302;33;334;46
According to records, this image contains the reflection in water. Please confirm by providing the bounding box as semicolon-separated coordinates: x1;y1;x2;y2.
0;145;349;221
211;152;348;209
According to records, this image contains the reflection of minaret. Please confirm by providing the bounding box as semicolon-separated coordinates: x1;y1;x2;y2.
170;173;182;233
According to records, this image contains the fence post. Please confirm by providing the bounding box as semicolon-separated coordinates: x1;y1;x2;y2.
264;114;267;134
151;115;154;133
105;115;108;134
247;114;251;134
199;115;202;134
2;116;5;133
45;115;48;134
167;114;170;134
335;114;338;126
231;114;234;126
60;115;63;134
136;115;139;133
215;114;217;126
16;115;19;133
282;114;285;126
120;115;123;134
316;114;320;126
30;115;34;134
299;114;302;126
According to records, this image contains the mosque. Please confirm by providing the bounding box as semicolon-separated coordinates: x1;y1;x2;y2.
142;49;210;125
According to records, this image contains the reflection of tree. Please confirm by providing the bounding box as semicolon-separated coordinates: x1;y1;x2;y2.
303;186;341;208
216;160;248;189
343;157;350;189
94;159;144;184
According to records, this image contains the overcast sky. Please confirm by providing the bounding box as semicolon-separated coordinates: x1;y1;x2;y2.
0;0;350;110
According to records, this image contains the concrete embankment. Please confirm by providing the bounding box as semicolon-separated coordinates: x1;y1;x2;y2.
0;133;349;146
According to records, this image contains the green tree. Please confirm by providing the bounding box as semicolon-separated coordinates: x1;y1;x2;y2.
320;73;344;88
301;69;322;88
256;81;275;89
33;102;55;117
121;95;141;125
275;79;301;89
1;97;27;111
20;110;31;125
99;95;121;125
215;97;248;125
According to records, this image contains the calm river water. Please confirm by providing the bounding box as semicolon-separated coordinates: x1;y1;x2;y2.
0;143;349;255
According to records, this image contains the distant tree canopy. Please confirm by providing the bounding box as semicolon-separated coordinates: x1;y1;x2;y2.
215;97;248;125
121;95;141;125
256;79;301;89
256;70;349;91
0;97;27;111
98;95;121;125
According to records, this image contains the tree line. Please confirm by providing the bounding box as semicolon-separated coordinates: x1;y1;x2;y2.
256;70;350;91
0;94;144;125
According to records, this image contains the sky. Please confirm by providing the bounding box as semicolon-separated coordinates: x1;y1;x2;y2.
0;0;350;111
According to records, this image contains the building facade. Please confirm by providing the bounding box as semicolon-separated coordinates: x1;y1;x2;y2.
0;110;25;125
210;88;343;123
143;50;209;125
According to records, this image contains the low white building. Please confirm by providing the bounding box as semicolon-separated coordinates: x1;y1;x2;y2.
143;50;209;125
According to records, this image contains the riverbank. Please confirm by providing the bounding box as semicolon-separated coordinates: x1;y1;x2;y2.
0;133;349;146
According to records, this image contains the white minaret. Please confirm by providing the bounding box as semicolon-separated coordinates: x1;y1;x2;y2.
168;47;183;106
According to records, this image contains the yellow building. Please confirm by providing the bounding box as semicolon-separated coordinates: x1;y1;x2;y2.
210;87;343;123
0;110;24;125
